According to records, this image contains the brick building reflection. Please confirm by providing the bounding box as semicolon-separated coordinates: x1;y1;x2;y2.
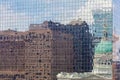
0;20;93;80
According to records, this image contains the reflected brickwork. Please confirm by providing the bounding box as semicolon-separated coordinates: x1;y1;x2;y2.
0;21;93;80
112;62;120;80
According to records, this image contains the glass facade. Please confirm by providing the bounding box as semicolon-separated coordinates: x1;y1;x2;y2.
0;0;115;80
113;0;120;80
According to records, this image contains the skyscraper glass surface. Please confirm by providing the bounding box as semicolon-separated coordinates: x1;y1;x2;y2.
113;0;120;80
0;0;113;80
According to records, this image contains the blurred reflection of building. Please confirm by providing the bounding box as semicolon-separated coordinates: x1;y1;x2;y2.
30;20;93;72
29;20;93;80
0;20;93;80
112;34;120;80
0;29;73;80
92;9;112;48
113;35;120;61
57;8;113;80
57;40;112;80
0;30;26;80
112;61;120;80
25;29;74;80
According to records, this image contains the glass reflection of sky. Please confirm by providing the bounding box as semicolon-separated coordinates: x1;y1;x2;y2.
113;0;120;61
113;39;120;61
0;0;113;31
113;0;120;35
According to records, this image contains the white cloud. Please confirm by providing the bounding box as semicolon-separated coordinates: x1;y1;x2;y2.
55;0;112;25
0;0;113;31
0;4;32;31
55;9;77;24
76;0;112;25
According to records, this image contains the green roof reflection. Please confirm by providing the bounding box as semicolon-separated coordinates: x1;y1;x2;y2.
95;40;112;54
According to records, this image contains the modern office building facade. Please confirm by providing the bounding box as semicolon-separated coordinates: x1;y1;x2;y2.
92;9;113;49
0;0;114;80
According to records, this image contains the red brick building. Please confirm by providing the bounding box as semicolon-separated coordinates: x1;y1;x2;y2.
112;62;120;80
0;28;73;80
0;21;93;80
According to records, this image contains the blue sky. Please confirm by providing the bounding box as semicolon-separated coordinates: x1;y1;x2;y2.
0;0;87;31
113;0;120;35
0;0;118;34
